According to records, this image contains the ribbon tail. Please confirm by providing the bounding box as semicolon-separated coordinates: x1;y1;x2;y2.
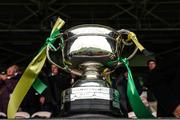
128;32;145;52
7;47;47;118
126;67;154;118
51;18;65;35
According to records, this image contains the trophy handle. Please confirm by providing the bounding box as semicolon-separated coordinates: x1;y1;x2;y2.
117;29;139;60
46;45;67;71
46;44;83;76
118;29;153;56
126;47;138;60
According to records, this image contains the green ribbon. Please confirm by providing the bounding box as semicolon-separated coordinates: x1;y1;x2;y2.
32;78;47;94
7;18;65;118
120;58;154;118
31;29;60;94
108;57;154;118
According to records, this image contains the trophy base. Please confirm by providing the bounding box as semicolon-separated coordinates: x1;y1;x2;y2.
60;113;121;119
60;86;126;118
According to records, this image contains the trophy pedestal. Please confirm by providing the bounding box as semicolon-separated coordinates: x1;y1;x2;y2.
60;62;125;118
61;86;124;118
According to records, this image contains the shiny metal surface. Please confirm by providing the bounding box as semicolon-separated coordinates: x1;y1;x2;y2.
62;87;115;102
47;24;140;75
80;61;102;80
73;79;109;87
64;24;119;65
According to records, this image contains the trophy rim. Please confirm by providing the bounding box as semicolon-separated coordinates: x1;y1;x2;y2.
64;24;118;34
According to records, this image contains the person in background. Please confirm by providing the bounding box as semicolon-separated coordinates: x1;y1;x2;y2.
116;70;129;113
147;60;156;71
20;67;47;115
116;69;142;114
0;64;21;113
21;88;41;115
40;64;71;116
147;53;180;117
144;59;157;116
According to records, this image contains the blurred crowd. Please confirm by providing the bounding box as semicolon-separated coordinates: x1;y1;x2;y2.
0;53;180;118
0;63;75;118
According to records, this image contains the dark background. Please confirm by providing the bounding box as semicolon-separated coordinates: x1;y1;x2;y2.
0;0;180;70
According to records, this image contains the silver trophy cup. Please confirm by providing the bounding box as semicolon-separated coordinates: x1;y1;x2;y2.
47;24;139;118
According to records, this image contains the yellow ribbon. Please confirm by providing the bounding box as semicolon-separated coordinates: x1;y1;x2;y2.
102;68;112;86
7;47;47;118
51;18;65;35
128;32;145;52
7;17;65;118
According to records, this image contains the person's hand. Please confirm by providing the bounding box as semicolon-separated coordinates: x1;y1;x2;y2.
173;105;180;118
0;74;7;81
39;96;45;105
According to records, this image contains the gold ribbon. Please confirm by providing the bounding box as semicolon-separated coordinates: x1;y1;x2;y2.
102;68;112;86
128;32;145;52
7;17;65;118
7;47;47;118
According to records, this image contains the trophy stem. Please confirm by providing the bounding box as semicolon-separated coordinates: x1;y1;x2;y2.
72;61;109;87
81;61;102;80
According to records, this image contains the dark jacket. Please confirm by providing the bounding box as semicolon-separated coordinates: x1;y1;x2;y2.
147;53;180;117
143;69;157;102
40;71;71;116
42;72;71;105
0;74;20;113
116;72;142;113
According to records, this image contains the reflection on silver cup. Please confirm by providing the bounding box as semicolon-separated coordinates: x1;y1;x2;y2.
63;24;119;67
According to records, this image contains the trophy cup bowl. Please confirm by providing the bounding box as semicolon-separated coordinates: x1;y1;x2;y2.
63;24;119;67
